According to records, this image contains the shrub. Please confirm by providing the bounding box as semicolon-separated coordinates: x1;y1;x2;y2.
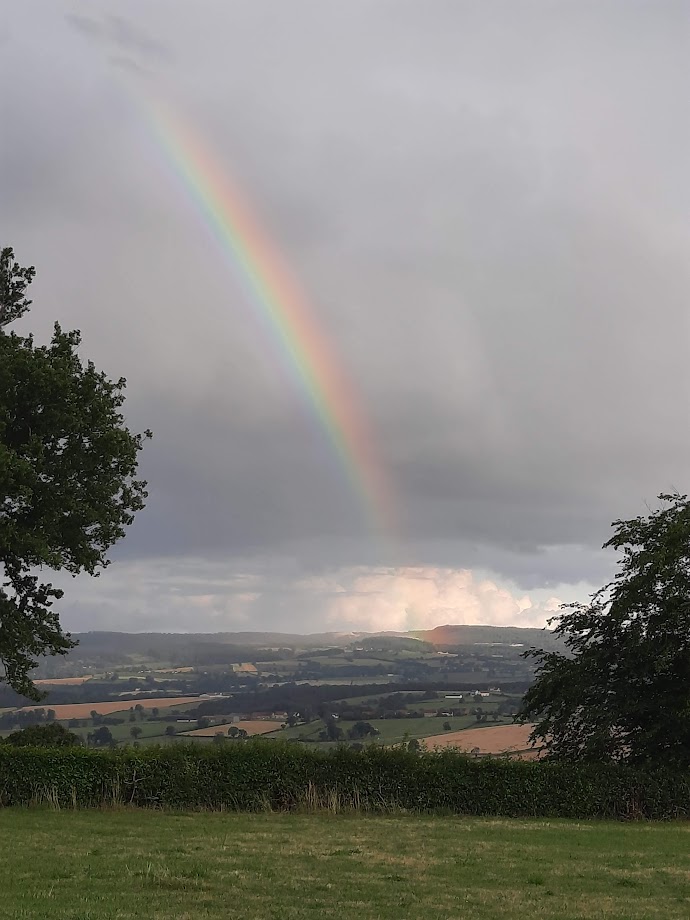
0;742;688;819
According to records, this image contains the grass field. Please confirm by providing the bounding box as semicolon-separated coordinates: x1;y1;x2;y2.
265;715;510;745
0;810;689;919
181;720;284;737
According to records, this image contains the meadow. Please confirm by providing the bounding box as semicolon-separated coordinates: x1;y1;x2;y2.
1;810;689;919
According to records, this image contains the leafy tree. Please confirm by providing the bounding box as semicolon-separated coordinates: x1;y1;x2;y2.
3;721;82;747
88;725;113;747
347;721;380;740
227;726;248;739
324;718;344;742
164;725;176;736
519;493;690;769
443;721;452;731
130;725;142;740
0;247;151;700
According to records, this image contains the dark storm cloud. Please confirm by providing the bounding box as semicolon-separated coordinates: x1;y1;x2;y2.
2;1;688;631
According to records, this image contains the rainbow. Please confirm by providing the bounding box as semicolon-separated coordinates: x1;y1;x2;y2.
146;101;395;539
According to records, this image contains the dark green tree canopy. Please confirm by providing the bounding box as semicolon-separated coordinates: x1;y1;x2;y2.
519;492;690;769
3;722;82;747
0;248;34;329
1;247;151;700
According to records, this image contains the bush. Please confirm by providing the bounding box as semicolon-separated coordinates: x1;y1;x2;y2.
0;742;687;819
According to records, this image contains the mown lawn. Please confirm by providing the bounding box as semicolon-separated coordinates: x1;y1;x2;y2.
0;810;689;919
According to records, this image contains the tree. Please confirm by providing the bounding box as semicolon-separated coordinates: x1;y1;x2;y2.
0;247;151;700
88;725;113;747
164;725;176;736
227;726;247;739
519;493;690;769
347;721;380;740
130;725;142;741
443;721;452;731
3;722;82;747
324;718;344;742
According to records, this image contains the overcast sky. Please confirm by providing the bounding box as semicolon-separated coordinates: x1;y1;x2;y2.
1;1;688;634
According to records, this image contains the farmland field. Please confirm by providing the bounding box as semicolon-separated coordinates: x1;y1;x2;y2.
181;720;284;737
33;676;94;686
265;715;511;745
12;697;207;720
423;722;539;754
1;810;689;919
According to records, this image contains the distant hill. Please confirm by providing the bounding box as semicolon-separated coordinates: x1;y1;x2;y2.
70;624;560;654
408;624;562;650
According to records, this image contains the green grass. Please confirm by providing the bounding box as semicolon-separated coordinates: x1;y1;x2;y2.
0;810;689;919
264;715;511;745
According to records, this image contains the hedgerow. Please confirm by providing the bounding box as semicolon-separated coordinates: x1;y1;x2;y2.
0;742;687;819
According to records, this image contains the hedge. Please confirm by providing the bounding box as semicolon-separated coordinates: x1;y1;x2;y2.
0;742;688;819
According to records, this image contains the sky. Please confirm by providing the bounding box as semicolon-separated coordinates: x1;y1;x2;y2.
1;1;688;634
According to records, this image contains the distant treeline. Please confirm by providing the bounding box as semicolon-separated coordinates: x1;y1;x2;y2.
190;681;531;719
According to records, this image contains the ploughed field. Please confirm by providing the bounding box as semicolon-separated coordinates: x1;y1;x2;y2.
1;810;688;919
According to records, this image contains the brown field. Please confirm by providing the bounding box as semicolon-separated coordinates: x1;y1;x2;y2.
181;720;284;737
423;722;540;756
33;676;93;686
12;697;204;720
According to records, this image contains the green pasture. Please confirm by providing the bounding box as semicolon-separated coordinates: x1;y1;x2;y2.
263;715;510;745
1;810;688;919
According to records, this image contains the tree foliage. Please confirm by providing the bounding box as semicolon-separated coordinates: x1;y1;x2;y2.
519;493;690;769
3;722;82;747
0;247;151;699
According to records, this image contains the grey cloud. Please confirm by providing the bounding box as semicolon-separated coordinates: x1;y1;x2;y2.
2;1;688;631
65;11;170;61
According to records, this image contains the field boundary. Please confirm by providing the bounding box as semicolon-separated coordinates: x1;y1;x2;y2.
0;742;688;820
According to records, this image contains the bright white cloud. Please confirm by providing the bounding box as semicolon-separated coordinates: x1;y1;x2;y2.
56;558;575;634
313;567;561;632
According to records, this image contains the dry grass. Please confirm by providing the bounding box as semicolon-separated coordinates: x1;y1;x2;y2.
13;697;204;720
180;720;284;737
423;722;540;755
33;676;94;686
